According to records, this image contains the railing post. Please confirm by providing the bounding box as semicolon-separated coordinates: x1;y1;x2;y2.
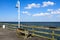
32;26;35;36
49;27;56;40
24;29;28;40
51;30;55;40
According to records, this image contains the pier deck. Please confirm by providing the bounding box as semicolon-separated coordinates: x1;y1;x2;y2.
0;28;20;40
0;28;48;40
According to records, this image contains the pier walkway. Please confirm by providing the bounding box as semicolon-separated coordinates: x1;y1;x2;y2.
0;27;48;40
0;28;20;40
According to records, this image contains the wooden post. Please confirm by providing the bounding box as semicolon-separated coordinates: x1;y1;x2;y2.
51;30;55;40
32;26;35;36
49;27;56;40
24;29;28;40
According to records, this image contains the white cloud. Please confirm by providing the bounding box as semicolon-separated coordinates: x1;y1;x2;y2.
24;1;55;9
22;11;31;16
32;13;50;16
22;8;60;17
24;3;40;9
50;8;60;14
51;11;60;14
47;8;60;14
42;1;55;7
58;8;60;10
47;9;53;11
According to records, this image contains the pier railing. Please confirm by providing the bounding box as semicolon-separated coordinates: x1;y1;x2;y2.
5;23;60;40
20;24;60;40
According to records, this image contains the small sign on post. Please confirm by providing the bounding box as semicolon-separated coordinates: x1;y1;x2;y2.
2;25;5;29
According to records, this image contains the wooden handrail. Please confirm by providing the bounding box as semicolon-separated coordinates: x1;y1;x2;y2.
7;24;60;40
20;25;60;40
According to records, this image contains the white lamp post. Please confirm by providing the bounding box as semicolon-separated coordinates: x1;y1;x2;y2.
16;0;20;28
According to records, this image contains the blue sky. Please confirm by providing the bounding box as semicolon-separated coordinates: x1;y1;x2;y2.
0;0;60;22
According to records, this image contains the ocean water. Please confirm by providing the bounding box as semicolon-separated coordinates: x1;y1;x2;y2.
21;22;60;27
1;22;60;27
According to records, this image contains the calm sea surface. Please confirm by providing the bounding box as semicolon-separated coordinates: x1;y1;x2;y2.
21;22;60;27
